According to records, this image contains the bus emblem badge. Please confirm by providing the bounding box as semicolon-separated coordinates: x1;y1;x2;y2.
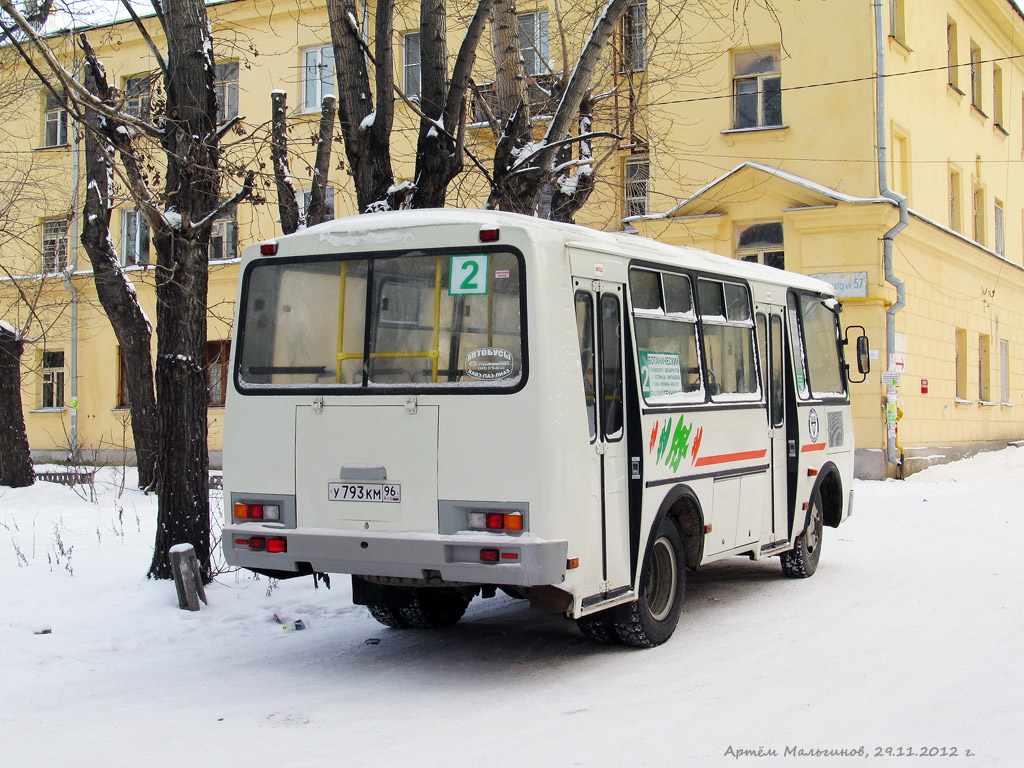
808;408;820;443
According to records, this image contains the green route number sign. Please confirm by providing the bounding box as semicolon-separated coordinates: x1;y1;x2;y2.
449;254;489;295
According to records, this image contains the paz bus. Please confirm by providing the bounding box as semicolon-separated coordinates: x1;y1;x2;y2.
222;209;868;647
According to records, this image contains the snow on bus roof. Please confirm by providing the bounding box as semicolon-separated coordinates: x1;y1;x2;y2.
264;208;835;295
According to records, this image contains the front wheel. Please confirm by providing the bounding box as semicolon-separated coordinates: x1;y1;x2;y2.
609;518;686;648
781;491;824;578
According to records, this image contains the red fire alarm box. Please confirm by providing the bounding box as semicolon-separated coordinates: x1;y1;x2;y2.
921;378;929;394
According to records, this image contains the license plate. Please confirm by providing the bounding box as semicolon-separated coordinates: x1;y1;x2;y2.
328;482;401;503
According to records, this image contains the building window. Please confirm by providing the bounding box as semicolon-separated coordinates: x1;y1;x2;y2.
41;218;68;273
732;47;782;129
973;184;984;245
518;11;550;76
621;1;648;73
207;341;231;406
737;222;784;269
994;199;1005;256
947;20;959;91
979;333;991;402
403;32;421;99
215;61;239;123
624;156;649;219
889;0;906;43
41;350;65;409
892;129;910;198
949;168;962;232
121;209;150;266
209;209;237;261
43;91;68;147
124;74;154;120
955;328;968;400
1001;340;1010;404
302;45;335;112
300;186;335;222
993;65;1004;129
970;42;982;111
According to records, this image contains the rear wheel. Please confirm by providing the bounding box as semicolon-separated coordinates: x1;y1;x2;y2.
365;587;471;630
781;490;824;578
598;518;685;648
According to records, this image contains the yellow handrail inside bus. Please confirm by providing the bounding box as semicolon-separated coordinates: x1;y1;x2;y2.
432;255;442;382
335;261;347;383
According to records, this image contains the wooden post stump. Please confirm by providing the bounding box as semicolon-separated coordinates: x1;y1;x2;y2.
169;543;208;611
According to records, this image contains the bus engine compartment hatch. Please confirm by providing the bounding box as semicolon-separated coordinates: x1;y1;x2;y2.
294;404;439;529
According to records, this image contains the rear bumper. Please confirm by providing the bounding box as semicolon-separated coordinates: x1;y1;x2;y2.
223;524;568;587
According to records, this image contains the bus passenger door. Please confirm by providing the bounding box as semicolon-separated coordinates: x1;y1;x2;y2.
757;306;790;543
575;281;631;593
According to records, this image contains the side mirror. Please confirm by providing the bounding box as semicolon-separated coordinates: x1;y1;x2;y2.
843;325;869;384
856;335;870;375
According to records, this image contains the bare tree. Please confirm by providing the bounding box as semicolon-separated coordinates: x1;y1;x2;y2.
271;91;337;234
1;0;254;581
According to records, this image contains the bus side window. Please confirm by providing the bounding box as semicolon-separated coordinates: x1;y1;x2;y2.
600;294;624;440
575;291;597;441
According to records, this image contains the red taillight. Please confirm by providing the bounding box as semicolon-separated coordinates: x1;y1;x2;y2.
479;227;499;242
260;242;278;255
479;548;500;563
248;537;266;550
267;537;287;553
470;511;524;531
485;512;504;529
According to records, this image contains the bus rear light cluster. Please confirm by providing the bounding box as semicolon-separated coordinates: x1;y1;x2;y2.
479;548;519;563
468;511;523;531
235;535;287;553
234;503;281;522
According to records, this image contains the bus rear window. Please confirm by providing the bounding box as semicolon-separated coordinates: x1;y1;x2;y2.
236;250;524;391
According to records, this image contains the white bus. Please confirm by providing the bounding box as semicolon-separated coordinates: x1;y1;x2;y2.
223;209;868;647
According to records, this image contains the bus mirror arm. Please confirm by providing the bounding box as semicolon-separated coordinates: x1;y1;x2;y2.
843;325;870;383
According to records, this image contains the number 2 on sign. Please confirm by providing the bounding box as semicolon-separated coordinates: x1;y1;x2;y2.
450;254;489;295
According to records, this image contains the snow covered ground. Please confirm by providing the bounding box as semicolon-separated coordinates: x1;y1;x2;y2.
2;448;1022;768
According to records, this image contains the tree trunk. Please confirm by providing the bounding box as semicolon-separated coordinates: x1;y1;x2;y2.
148;0;218;582
327;0;400;213
306;94;337;227
0;324;34;488
549;96;596;224
80;40;159;491
271;90;301;235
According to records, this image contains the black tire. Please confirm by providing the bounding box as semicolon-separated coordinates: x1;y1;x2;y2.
367;604;410;629
611;518;686;648
398;588;471;628
577;615;623;644
781;491;824;578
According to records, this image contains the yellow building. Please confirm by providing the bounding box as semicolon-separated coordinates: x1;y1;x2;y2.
2;0;1023;477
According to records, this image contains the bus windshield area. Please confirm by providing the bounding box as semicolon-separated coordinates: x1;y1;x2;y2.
236;249;524;391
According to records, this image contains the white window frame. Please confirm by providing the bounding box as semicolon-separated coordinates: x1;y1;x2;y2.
947;20;960;91
517;11;550;76
403;32;421;99
215;61;240;123
43;91;68;147
302;45;335;112
624;156;649;220
41;350;65;409
889;0;906;43
622;1;648;73
300;186;336;222
41;218;68;274
209;209;237;261
969;41;983;111
121;209;150;266
994;199;1005;256
736;221;785;270
732;47;782;130
124;74;154;120
1001;340;1010;404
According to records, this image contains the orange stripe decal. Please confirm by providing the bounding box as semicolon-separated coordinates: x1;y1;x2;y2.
801;442;827;453
694;449;767;467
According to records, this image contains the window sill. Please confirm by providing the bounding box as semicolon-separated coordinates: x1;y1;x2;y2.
1001;401;1014;407
978;400;998;407
971;104;989;121
33;144;70;151
887;35;912;59
995;123;1009;138
954;397;973;406
948;83;965;100
30;407;66;414
721;125;789;145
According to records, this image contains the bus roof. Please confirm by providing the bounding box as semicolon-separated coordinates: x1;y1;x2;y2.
256;208;836;297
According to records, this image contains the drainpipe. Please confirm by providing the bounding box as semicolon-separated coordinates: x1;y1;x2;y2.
61;60;81;458
874;0;908;474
